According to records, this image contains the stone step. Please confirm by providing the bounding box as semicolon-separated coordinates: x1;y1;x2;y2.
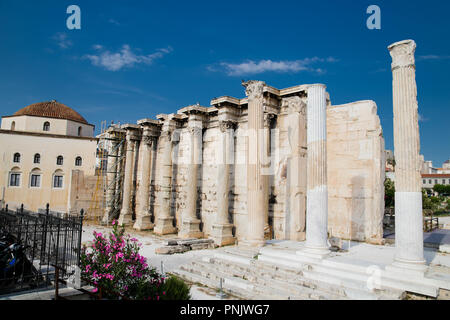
173;267;281;300
208;256;386;300
188;261;329;300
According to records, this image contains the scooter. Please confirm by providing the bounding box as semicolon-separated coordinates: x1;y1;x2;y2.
0;242;40;288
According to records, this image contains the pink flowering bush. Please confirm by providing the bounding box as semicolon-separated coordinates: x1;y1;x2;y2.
80;220;185;300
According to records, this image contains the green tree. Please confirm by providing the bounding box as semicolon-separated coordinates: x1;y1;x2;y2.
384;178;395;208
433;184;450;196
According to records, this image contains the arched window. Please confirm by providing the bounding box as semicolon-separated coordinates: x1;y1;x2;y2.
43;122;50;132
75;156;82;166
53;170;64;189
56;156;64;165
11;121;15;131
13;153;21;163
9;167;21;187
78;126;82;136
34;153;41;164
30;168;42;188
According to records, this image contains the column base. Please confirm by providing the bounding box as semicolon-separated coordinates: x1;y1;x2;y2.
385;258;428;278
118;210;133;226
239;239;266;248
133;215;154;231
297;243;330;260
178;219;203;239
154;217;177;235
210;224;235;247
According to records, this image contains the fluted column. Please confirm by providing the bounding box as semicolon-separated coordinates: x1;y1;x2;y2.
387;40;426;273
210;120;236;246
263;113;275;239
154;127;177;235
134;129;155;230
179;125;203;238
303;84;330;256
243;80;266;247
118;132;136;226
102;136;118;224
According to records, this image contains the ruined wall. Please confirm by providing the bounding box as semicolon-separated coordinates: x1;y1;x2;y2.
69;170;104;219
112;86;386;246
327;100;385;243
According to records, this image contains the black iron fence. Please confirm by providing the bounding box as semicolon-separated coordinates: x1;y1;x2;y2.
0;204;84;296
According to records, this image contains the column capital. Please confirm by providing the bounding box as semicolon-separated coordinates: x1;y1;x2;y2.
219;120;237;132
388;39;416;70
264;113;277;127
242;80;265;99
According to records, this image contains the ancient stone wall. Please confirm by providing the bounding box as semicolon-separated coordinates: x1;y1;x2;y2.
327;100;385;243
103;83;386;246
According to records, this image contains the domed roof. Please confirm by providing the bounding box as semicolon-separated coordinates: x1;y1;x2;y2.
14;100;88;124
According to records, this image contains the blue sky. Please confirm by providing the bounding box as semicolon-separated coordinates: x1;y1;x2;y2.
0;0;449;166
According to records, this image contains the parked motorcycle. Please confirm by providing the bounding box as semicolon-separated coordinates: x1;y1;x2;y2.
0;238;40;289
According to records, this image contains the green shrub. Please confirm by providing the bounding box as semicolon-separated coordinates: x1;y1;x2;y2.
160;276;191;300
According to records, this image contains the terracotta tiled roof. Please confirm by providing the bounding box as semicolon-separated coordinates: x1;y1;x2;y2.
422;174;450;178
13;100;88;124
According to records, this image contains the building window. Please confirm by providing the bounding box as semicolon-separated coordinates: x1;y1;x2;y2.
423;179;426;184
75;156;82;166
56;156;64;165
9;173;21;187
34;154;41;164
11;121;15;131
78;126;82;136
53;175;63;188
43;122;50;131
435;179;438;184
13;153;21;163
30;174;41;188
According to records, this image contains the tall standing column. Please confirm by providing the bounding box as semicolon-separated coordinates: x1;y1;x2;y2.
243;80;266;247
179;125;204;239
134;128;155;230
118;132;136;226
303;84;330;256
387;40;426;273
154;125;177;235
211;120;236;246
263;113;275;239
102;134;118;224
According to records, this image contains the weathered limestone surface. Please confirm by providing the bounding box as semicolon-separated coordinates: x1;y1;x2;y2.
304;84;330;255
388;39;425;272
243;80;266;247
327;100;385;243
118;130;138;226
100;81;386;248
154;116;177;235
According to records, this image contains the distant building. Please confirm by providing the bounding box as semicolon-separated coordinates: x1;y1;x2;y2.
0;100;98;213
422;174;450;189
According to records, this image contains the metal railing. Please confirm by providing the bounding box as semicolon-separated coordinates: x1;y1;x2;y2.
0;204;84;296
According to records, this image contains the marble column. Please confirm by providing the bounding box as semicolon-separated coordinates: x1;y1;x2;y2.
134;128;155;230
303;84;330;256
154;127;177;235
179;125;204;239
118;132;136;226
243;80;266;247
102;135;118;224
211;120;236;246
263;113;275;239
387;40;426;273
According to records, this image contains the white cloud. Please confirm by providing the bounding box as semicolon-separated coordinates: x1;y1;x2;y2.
84;45;173;71
52;32;73;49
108;18;121;26
212;57;337;76
418;114;429;122
418;55;450;61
